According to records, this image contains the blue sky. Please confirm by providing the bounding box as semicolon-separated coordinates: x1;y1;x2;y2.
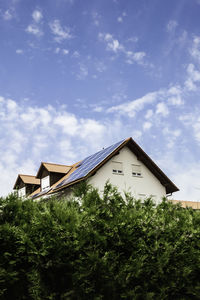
1;0;200;200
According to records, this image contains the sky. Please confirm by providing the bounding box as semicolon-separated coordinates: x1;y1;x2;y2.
1;0;200;200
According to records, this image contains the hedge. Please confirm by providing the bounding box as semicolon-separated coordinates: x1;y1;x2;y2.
0;182;200;299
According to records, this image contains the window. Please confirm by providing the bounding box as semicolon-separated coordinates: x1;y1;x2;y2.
132;164;142;177
41;175;50;191
18;187;26;197
138;193;146;200
112;161;123;175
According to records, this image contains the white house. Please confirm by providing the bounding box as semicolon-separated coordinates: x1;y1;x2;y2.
25;137;179;202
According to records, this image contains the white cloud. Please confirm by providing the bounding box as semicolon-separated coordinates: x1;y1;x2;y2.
3;9;13;20
95;61;106;73
184;36;200;91
32;10;43;23
126;50;146;65
63;49;69;55
76;64;88;80
26;9;43;37
16;49;23;54
0;96;128;196
54;48;69;55
72;51;80;58
179;108;200;145
107;90;161;117
49;19;72;43
156;102;169;117
92;11;101;26
185;63;200;91
99;32;146;65
117;11;127;23
143;122;152;131
107;85;183;118
145;109;153;119
166;20;178;32
99;33;124;53
26;24;43;37
54;113;78;135
162;127;181;149
55;47;60;54
93;106;103;112
190;36;200;62
117;17;123;23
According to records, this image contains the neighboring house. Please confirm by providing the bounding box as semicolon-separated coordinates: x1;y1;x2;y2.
13;174;40;198
27;137;179;203
170;200;200;210
30;162;72;199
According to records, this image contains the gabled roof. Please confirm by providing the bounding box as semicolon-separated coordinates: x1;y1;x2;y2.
125;138;179;194
36;162;72;178
32;162;80;199
51;137;179;195
31;137;179;199
13;174;40;189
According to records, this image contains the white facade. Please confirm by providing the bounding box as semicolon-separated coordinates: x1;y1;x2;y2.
88;146;166;204
18;187;26;198
41;175;50;191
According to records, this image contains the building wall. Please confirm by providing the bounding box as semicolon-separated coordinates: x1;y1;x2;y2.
88;146;166;204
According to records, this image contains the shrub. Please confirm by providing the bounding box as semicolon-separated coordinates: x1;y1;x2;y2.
0;183;200;299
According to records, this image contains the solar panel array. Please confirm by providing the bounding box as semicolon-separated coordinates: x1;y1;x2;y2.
55;139;125;189
32;187;51;199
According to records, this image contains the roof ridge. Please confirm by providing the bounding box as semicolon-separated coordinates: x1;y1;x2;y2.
19;174;36;177
42;162;72;167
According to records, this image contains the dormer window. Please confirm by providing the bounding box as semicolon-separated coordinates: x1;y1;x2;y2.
18;187;26;198
41;175;50;191
132;164;142;177
112;162;123;175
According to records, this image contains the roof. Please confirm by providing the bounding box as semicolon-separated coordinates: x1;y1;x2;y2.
125;138;179;194
36;162;72;178
29;187;41;198
31;137;179;199
13;174;40;189
51;137;179;195
32;162;80;199
171;200;200;210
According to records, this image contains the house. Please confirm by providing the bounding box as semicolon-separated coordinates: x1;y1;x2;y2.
26;137;179;203
13;174;40;198
30;162;72;198
170;200;200;210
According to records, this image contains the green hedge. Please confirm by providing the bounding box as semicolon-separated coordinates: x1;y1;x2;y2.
0;183;200;299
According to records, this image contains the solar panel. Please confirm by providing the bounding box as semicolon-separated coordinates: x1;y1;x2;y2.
55;139;125;189
32;187;51;199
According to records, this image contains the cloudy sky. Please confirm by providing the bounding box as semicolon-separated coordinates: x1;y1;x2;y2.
1;0;200;200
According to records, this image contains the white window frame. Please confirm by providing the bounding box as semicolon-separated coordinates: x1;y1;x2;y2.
132;164;142;177
41;175;50;191
18;187;26;198
112;161;123;175
138;193;146;200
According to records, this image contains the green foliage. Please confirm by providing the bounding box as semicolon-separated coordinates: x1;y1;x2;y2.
0;184;200;299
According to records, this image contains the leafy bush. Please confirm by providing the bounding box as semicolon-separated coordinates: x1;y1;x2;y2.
0;183;200;299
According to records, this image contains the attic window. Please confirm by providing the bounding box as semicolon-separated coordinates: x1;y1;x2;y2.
18;187;26;198
112;161;123;175
41;175;50;191
132;164;142;177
